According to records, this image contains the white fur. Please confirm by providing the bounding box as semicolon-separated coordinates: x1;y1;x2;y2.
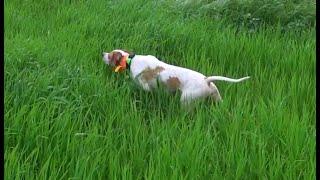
102;50;250;105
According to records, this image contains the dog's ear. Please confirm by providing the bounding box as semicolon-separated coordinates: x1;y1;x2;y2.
111;52;123;65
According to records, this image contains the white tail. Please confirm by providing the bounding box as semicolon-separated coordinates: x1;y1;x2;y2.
205;76;250;83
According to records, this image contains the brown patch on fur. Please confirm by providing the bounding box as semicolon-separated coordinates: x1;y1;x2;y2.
140;66;165;82
110;51;122;65
166;76;181;90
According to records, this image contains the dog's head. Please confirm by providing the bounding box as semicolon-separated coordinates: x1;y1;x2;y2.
101;49;130;67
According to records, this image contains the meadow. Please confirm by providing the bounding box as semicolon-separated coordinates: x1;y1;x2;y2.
4;0;315;179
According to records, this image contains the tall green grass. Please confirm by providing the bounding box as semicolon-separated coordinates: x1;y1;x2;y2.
168;0;316;32
5;0;315;179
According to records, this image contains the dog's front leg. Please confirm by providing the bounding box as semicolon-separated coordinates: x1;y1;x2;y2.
137;78;151;91
133;74;152;91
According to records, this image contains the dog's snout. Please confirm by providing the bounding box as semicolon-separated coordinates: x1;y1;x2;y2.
101;52;105;57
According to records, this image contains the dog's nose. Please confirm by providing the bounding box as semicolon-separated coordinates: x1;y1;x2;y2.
101;52;105;57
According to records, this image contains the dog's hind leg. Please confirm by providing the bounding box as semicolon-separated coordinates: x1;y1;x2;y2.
209;82;222;103
180;89;210;106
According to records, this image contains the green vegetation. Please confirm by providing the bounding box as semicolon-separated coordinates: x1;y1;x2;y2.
5;0;315;179
170;0;316;32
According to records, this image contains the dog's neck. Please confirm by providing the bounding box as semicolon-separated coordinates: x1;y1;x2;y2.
126;53;135;69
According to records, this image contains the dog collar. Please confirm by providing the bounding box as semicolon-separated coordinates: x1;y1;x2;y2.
114;53;135;72
126;53;135;68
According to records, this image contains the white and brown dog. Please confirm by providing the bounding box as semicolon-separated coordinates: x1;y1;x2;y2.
102;49;249;105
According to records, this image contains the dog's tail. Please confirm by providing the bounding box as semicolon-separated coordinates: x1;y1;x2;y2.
205;76;250;83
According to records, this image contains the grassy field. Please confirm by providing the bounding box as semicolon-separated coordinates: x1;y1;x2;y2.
4;0;315;179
